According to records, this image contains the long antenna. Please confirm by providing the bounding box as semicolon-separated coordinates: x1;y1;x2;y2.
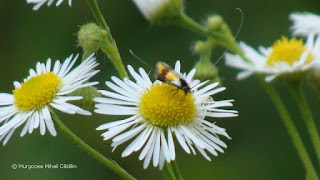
213;8;244;66
129;50;155;71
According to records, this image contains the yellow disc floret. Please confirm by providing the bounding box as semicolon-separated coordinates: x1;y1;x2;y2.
266;37;314;66
139;83;196;127
13;72;61;111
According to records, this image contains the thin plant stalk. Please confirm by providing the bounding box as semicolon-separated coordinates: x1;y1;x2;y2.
288;80;320;164
86;0;128;79
51;111;136;180
163;161;183;180
171;160;183;180
163;163;176;180
258;76;319;180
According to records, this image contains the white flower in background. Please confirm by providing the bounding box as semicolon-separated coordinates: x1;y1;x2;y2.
94;61;237;169
27;0;72;11
132;0;183;23
225;34;320;81
290;12;320;36
0;54;99;145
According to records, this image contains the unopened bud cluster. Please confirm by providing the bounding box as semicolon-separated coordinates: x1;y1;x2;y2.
78;23;108;53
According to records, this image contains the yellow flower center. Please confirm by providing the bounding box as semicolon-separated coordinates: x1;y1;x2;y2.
13;72;61;111
139;84;196;127
266;37;314;66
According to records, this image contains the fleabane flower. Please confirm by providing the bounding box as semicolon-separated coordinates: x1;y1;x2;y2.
225;34;320;81
27;0;72;11
290;12;320;36
132;0;183;23
94;61;237;169
0;54;99;145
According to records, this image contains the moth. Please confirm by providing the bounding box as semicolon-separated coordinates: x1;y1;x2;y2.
155;61;191;94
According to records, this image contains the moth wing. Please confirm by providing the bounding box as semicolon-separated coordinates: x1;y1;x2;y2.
155;61;172;81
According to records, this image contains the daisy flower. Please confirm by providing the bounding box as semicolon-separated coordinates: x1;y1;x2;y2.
225;34;320;81
94;61;237;169
27;0;72;11
290;12;320;36
0;54;99;145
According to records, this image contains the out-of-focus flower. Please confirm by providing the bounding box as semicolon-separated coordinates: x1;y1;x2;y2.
225;34;320;81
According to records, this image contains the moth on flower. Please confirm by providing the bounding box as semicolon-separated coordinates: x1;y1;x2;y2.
94;60;237;169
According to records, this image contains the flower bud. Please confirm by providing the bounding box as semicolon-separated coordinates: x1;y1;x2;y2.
68;86;101;111
194;41;212;54
207;15;224;32
194;59;221;84
133;0;184;24
78;23;108;53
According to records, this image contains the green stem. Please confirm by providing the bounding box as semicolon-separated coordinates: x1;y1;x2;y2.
288;80;320;164
176;12;208;35
82;50;92;61
308;76;320;99
163;163;176;180
86;0;128;79
176;13;245;60
86;0;109;33
258;76;319;180
51;111;136;180
171;160;183;180
100;43;128;79
163;161;183;180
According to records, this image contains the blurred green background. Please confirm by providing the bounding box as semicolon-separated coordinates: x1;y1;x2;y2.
1;0;320;179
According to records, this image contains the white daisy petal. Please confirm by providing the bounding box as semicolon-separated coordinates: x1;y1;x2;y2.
174;128;191;154
134;127;153;152
174;60;181;73
160;130;171;162
290;12;320;36
3;128;15;146
21;118;31;137
95;104;138;115
42;107;57;136
193;82;219;96
143;135;156;169
39;111;46;135
96;116;137;130
159;147;166;170
112;124;145;143
0;93;14;104
94;97;137;106
102;120;139;141
27;0;72;10
167;128;176;160
152;129;161;167
121;126;150;157
139;130;156;160
185;69;196;83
